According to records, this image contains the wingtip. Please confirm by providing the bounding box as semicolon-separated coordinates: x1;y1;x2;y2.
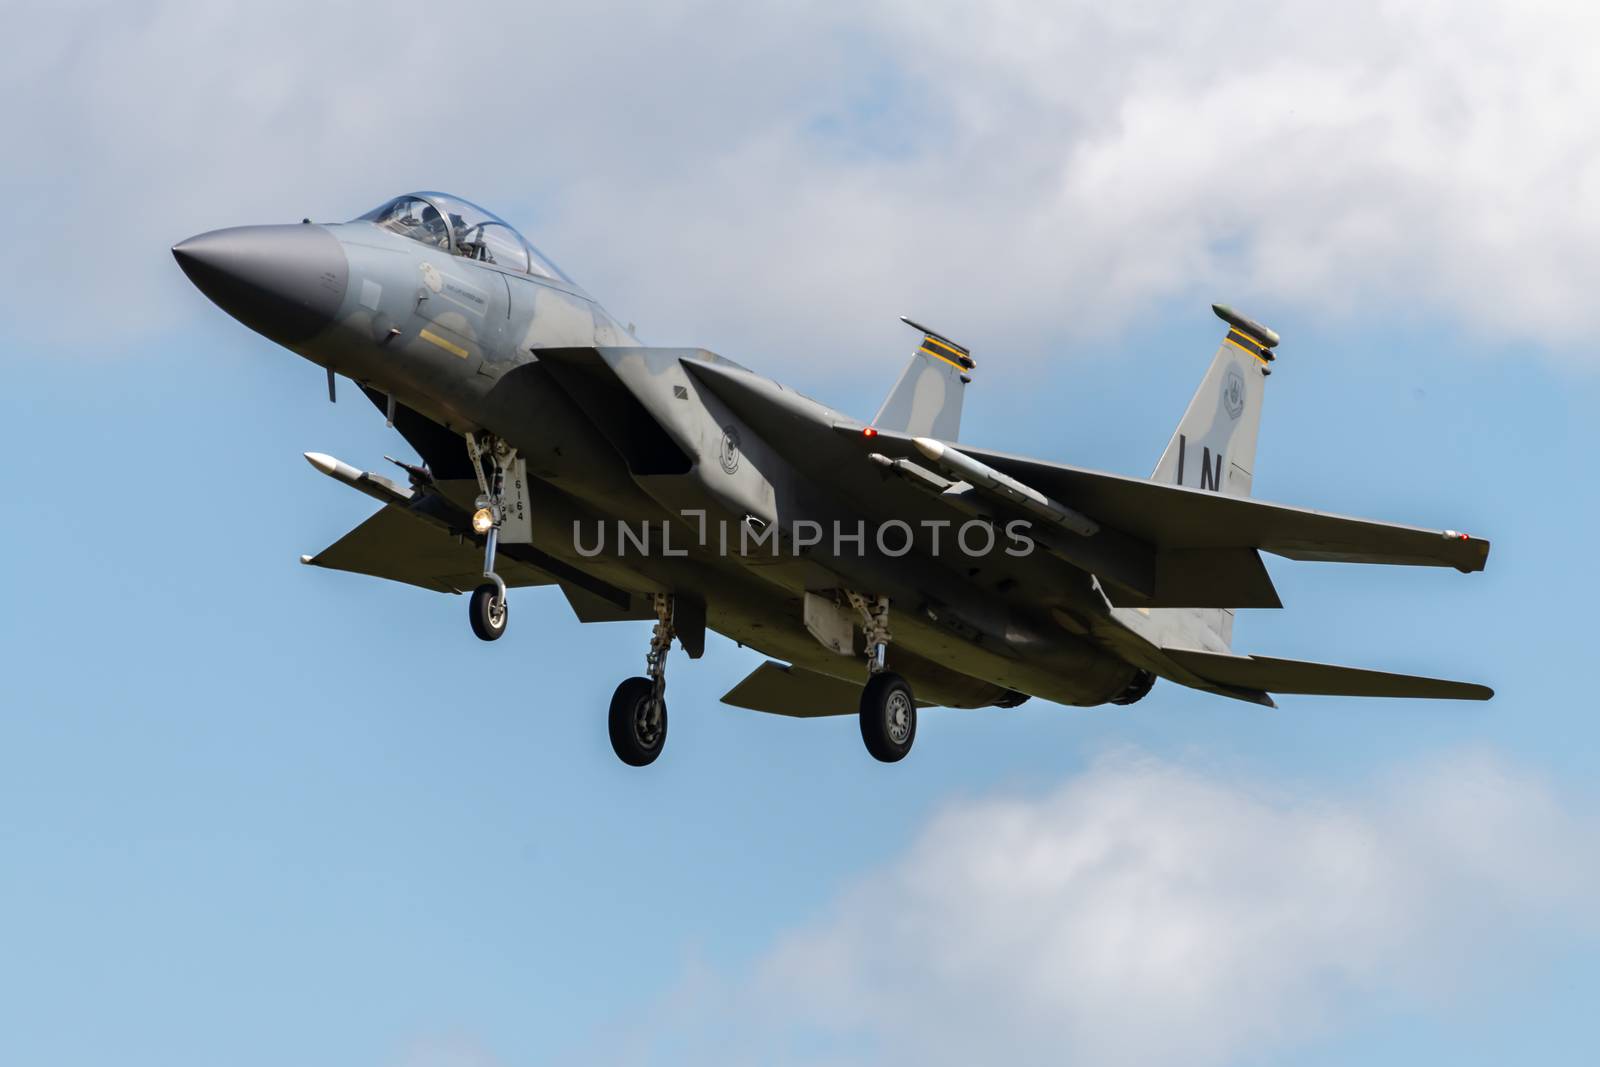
1444;530;1492;572
1473;537;1492;571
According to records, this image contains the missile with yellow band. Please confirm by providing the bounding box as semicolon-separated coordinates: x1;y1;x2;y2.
901;315;975;379
1212;303;1280;366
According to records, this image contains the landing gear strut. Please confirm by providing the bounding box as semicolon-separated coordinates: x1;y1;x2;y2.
465;432;516;642
609;593;674;767
847;592;916;762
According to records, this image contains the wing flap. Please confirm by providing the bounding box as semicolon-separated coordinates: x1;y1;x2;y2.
1123;547;1282;609
1164;647;1493;700
721;661;863;718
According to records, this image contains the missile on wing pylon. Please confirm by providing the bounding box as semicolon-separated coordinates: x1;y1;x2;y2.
911;438;1100;539
872;443;1153;598
303;452;415;507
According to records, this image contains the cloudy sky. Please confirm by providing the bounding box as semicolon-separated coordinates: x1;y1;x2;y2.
2;2;1597;1065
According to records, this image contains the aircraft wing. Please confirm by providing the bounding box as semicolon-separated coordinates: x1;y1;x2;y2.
302;504;558;593
1162;647;1493;700
300;452;642;609
681;356;1484;609
841;427;1490;574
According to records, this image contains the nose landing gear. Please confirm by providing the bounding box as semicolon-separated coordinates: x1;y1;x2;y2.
609;593;676;767
465;432;517;642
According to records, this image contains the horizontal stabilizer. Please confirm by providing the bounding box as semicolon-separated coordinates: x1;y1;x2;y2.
1164;647;1493;700
721;661;863;717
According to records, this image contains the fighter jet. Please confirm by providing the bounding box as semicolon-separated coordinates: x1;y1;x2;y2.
173;191;1492;766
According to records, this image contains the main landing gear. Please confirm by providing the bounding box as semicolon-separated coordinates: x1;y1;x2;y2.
609;593;674;767
847;592;916;763
465;432;515;642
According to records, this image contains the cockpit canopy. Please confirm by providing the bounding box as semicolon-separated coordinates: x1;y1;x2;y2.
356;192;570;282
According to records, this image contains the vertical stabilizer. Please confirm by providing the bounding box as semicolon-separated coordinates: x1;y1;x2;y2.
1152;304;1278;497
1150;305;1281;646
872;317;973;441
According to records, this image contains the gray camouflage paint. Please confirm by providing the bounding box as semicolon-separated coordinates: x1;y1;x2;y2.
172;193;1490;719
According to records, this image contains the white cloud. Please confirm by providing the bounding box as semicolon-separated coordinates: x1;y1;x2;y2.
604;749;1597;1067
7;0;1600;360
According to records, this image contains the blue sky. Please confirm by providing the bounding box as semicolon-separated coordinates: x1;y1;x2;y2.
3;3;1597;1066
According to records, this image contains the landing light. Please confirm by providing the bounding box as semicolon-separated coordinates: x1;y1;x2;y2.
472;507;495;534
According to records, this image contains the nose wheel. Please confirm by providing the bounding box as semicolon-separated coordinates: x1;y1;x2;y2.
609;593;676;767
469;583;508;641
846;592;917;762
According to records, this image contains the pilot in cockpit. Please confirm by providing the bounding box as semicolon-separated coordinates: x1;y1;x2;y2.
357;192;569;282
370;196;449;249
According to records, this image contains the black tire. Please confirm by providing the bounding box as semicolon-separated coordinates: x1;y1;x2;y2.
469;583;508;641
859;672;916;763
609;676;668;767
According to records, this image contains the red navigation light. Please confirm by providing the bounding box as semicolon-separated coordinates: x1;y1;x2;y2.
863;427;879;438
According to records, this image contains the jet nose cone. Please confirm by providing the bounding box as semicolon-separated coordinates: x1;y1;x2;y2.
173;224;348;343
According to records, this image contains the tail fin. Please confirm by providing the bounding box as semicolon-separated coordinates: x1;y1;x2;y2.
872;317;973;440
1150;304;1281;647
1151;304;1279;497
